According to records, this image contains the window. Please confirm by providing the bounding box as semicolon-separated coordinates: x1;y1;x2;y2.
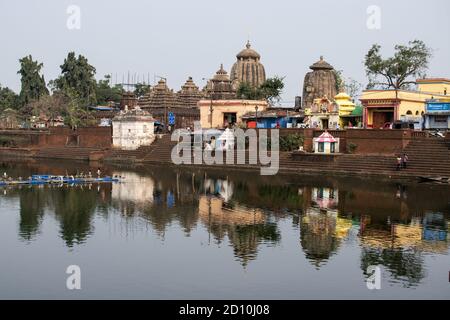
406;110;412;115
434;116;447;123
318;142;324;152
330;142;335;153
415;111;419;115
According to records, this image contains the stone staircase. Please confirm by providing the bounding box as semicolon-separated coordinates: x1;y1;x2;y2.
106;133;450;179
142;134;178;163
400;138;450;177
104;145;155;162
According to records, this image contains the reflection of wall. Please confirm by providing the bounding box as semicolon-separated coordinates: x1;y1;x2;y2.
112;172;155;205
360;216;449;254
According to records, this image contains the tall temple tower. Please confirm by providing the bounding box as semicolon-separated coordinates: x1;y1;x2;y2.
205;64;236;100
176;77;204;108
138;78;176;109
302;56;337;109
230;41;266;89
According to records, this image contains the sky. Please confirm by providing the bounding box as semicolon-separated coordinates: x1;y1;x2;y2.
0;0;449;105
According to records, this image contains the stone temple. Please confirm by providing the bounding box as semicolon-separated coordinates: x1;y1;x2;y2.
205;64;236;100
230;41;266;89
302;56;337;109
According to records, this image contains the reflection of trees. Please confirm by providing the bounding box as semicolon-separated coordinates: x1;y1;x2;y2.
51;187;98;247
18;187;47;241
360;247;425;287
228;224;280;267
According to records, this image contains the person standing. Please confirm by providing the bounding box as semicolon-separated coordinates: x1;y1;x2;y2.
402;153;409;169
396;155;402;171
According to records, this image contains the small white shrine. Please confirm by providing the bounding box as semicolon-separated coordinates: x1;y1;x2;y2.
313;131;339;154
112;106;156;150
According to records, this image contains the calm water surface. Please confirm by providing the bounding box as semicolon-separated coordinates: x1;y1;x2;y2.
0;159;449;299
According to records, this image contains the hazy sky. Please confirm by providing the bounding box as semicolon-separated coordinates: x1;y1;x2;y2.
1;0;449;104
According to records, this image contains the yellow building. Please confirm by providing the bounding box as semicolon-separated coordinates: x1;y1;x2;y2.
417;78;450;95
360;78;450;128
198;99;268;129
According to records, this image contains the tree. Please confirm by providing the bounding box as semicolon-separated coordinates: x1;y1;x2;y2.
258;76;284;105
96;75;123;105
334;71;363;100
20;92;67;119
0;85;20;112
236;76;285;105
17;55;49;106
364;40;432;90
236;82;260;100
51;52;97;105
134;82;151;98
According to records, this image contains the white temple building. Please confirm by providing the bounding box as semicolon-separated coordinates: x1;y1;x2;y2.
313;131;339;154
112;106;156;150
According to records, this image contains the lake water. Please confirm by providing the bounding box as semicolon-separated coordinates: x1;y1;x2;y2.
0;159;449;299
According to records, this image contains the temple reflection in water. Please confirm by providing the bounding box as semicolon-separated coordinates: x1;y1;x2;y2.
1;161;449;287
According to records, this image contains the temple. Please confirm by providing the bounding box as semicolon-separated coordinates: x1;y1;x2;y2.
138;78;176;109
230;41;266;89
302;56;337;109
205;64;236;100
176;76;204;108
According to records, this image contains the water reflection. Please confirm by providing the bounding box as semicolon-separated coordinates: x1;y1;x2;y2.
1;160;449;289
199;178;280;267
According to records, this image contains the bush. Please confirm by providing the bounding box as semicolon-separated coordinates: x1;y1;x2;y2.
347;142;357;153
279;134;304;151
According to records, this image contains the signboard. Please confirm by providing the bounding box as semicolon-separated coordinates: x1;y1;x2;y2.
426;103;450;112
168;112;175;125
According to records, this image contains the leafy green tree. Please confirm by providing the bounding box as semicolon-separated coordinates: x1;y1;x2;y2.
365;40;432;89
0;85;20;112
134;82;151;98
236;82;259;100
96;75;123;105
52;52;97;105
236;76;285;105
17;55;49;106
259;76;284;105
62;88;96;129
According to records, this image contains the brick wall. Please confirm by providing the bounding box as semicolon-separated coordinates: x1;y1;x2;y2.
0;127;112;149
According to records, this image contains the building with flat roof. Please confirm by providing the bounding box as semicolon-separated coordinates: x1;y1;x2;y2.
360;78;450;129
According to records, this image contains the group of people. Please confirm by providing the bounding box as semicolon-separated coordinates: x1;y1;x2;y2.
396;153;409;171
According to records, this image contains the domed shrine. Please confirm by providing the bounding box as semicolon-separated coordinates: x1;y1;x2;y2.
302;56;337;109
230;41;266;89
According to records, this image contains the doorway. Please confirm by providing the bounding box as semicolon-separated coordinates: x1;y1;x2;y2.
373;111;394;129
223;113;237;127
